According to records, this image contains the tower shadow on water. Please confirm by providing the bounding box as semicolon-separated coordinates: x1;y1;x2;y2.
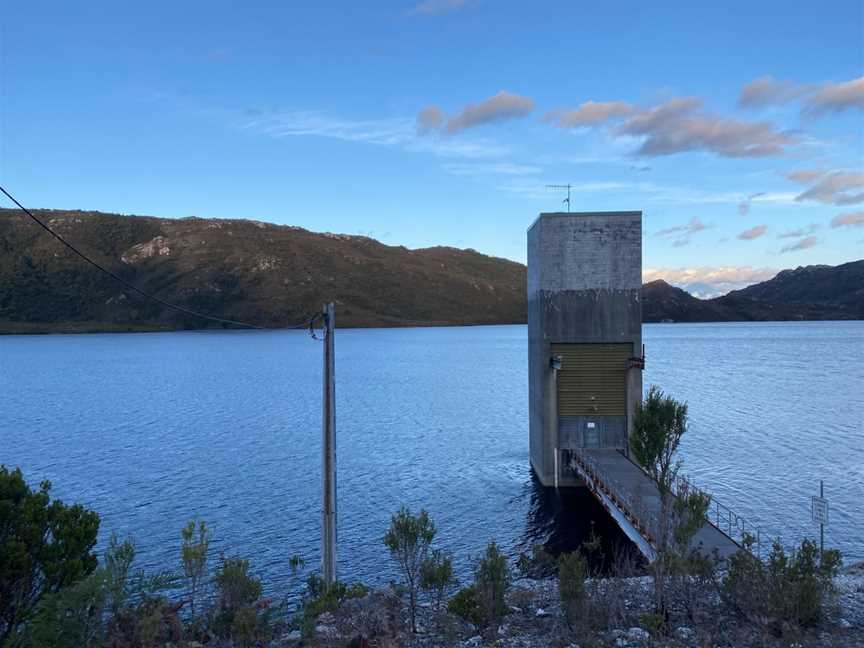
521;471;644;575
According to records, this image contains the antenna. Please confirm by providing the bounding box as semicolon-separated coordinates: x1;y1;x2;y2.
546;184;572;212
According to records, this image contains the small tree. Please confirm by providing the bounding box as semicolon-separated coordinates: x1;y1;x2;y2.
420;549;457;610
213;554;263;641
181;519;212;619
629;386;688;616
558;551;586;628
383;506;436;633
0;466;100;644
474;540;510;630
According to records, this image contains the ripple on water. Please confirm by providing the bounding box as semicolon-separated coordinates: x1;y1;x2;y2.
1;321;862;596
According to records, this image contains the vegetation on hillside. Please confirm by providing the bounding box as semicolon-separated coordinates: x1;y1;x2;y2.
1;208;861;333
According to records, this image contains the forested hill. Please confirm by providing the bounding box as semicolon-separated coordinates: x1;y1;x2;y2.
0;208;526;332
0;208;861;333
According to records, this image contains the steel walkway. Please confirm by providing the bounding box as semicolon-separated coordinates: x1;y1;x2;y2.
566;448;741;562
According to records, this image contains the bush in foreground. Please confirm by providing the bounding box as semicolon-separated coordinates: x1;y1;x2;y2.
0;465;100;644
722;536;842;633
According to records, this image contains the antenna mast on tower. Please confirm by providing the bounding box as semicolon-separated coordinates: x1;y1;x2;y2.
546;184;572;212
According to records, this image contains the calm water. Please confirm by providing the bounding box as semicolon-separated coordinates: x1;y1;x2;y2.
2;321;862;595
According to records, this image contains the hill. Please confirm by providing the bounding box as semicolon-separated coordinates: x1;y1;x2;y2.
0;208;526;332
0;208;861;332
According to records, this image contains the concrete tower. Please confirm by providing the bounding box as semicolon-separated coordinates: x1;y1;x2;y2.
528;211;643;487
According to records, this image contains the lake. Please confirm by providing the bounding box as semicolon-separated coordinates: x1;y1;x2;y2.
2;321;862;596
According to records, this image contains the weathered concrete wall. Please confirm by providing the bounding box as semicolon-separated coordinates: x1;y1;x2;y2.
528;212;642;487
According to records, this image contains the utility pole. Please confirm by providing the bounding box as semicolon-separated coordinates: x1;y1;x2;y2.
546;184;572;212
819;480;824;557
321;302;337;588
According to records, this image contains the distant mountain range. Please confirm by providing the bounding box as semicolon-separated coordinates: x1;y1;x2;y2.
1;208;861;333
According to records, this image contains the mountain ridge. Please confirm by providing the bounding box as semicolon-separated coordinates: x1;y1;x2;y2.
1;208;861;333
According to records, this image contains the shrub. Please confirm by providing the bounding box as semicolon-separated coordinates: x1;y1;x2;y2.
383;506;436;633
297;573;368;638
212;554;263;640
722;537;842;632
180;519;212;620
11;569;107;648
474;541;511;629
639;612;665;635
515;543;557;578
558;552;586;627
447;586;482;625
0;466;100;644
420;549;457;610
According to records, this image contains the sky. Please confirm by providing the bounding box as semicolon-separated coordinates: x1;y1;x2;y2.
0;0;862;296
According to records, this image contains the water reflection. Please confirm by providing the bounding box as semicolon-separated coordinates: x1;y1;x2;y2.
521;471;643;574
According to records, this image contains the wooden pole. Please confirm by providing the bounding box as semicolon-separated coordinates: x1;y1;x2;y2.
820;480;824;557
321;302;337;588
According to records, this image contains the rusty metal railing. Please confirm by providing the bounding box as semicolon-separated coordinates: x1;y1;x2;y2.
566;448;779;558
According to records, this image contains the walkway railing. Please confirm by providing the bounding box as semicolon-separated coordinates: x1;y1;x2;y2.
566;448;778;558
565;448;663;552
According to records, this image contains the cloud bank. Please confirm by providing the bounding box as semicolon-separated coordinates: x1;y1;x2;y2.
643;266;778;297
739;75;864;115
786;169;864;205
546;96;795;158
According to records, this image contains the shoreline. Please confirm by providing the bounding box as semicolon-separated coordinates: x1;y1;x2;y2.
2;317;862;336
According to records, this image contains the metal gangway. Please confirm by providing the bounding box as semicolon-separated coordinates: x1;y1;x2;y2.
565;448;761;562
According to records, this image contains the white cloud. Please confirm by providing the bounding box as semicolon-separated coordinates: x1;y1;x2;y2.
777;223;818;238
786;169;864;205
542;95;795;158
243;110;507;159
739;76;808;108
738;192;766;216
738;224;768;240
780;235;818;252
417;106;445;134
804;77;864;114
419;91;535;134
831;210;864;228
654;217;708;238
617;97;795;158
543;101;634;127
642;266;778;296
739;75;864;116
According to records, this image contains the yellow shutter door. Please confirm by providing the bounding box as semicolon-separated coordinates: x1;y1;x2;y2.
552;343;631;416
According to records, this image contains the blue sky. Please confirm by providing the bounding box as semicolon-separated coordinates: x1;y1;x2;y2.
1;0;862;295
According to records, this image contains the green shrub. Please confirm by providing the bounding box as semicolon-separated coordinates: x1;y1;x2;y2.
0;466;100;644
558;552;586;627
639;612;665;635
474;541;511;629
10;570;106;648
515;543;557;578
447;586;482;625
212;554;263;640
420;549;457;610
297;573;368;638
383;506;436;633
180;519;212;620
722;537;842;631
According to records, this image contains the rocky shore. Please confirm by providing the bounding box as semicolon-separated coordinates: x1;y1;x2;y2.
271;565;864;648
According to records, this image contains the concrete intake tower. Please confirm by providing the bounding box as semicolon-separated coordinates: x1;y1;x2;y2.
528;211;643;488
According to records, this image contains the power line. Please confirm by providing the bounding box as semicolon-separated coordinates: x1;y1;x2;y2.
1;186;316;331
